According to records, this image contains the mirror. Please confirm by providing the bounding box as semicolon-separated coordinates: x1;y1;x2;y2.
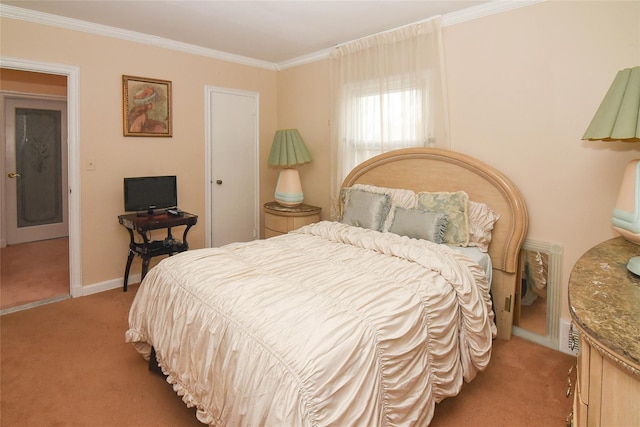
512;240;563;350
518;249;548;335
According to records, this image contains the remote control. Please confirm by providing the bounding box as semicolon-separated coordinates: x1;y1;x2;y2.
167;208;183;216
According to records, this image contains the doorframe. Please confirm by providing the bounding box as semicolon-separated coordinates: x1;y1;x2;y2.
0;56;82;298
204;85;260;248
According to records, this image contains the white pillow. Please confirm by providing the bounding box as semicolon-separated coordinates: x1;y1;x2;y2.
467;201;500;252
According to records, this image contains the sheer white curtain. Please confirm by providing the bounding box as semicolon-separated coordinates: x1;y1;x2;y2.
329;16;449;218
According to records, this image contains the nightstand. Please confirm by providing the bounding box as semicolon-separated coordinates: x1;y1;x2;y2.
264;202;321;238
568;237;640;426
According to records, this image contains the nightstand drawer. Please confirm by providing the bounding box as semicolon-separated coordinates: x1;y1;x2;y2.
265;212;289;233
264;227;283;238
263;202;322;238
289;214;320;231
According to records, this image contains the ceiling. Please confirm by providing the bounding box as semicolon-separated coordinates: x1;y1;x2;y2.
3;1;490;66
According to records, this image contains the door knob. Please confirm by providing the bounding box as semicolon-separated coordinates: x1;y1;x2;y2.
7;172;20;178
216;180;223;185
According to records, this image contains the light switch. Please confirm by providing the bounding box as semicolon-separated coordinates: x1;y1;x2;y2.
87;159;96;171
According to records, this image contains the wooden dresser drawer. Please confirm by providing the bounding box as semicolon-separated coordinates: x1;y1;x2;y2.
573;384;587;427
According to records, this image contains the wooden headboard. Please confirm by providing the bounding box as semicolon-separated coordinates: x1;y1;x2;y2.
341;148;528;340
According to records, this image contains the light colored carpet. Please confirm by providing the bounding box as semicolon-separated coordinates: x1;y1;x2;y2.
1;237;70;310
0;285;576;426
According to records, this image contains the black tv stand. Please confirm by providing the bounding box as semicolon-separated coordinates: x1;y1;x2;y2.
136;208;167;217
118;211;198;291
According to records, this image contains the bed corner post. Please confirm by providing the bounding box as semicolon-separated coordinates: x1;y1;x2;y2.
491;270;519;340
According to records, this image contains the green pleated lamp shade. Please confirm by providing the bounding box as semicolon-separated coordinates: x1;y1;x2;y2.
268;129;312;207
268;129;312;167
582;66;640;142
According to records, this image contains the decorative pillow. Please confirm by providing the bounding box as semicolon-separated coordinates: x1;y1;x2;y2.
350;184;417;209
350;184;417;231
417;191;470;246
467;201;500;252
341;188;391;231
387;207;448;243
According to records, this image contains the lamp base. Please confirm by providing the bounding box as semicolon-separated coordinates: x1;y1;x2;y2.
627;256;640;276
614;226;640;246
274;168;304;207
275;200;303;207
611;159;640;245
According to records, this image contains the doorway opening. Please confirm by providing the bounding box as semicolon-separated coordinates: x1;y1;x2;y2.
1;81;69;312
0;58;82;310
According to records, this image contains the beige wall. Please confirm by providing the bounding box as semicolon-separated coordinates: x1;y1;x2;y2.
1;68;67;95
276;60;332;216
2;1;639;323
279;1;640;320
1;17;278;286
446;0;639;319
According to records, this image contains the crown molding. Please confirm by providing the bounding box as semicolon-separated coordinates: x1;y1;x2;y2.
0;4;279;71
277;0;545;70
442;0;544;26
1;1;544;71
276;48;334;71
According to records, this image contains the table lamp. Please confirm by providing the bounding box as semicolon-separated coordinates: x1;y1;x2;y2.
268;129;312;207
582;66;640;273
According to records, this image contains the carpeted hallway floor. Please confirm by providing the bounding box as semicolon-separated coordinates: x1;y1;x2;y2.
0;285;576;426
0;237;70;311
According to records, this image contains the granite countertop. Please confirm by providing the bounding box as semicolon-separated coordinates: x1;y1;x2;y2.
568;237;640;375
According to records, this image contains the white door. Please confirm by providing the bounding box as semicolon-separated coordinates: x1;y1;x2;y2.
208;88;259;247
4;97;68;244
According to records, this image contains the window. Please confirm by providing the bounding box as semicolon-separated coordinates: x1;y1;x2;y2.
329;17;448;218
345;86;426;173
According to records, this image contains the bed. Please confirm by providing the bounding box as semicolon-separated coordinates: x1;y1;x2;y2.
126;147;528;426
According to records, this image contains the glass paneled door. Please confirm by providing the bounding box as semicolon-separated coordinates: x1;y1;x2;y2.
5;98;68;244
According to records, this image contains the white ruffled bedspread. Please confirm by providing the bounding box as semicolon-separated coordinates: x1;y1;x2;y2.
125;221;496;426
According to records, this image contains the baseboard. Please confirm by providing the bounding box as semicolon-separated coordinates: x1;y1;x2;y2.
512;325;559;352
82;274;141;296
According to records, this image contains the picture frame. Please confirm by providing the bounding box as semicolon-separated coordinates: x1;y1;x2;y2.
122;75;172;137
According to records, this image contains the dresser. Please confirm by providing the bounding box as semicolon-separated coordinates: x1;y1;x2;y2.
263;202;321;238
568;237;640;427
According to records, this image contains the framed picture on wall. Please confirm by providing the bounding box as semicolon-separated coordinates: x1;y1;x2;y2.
122;75;172;137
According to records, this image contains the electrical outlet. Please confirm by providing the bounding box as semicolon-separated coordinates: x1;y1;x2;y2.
560;319;579;355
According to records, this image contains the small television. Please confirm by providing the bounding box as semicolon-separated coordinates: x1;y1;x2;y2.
124;175;177;215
